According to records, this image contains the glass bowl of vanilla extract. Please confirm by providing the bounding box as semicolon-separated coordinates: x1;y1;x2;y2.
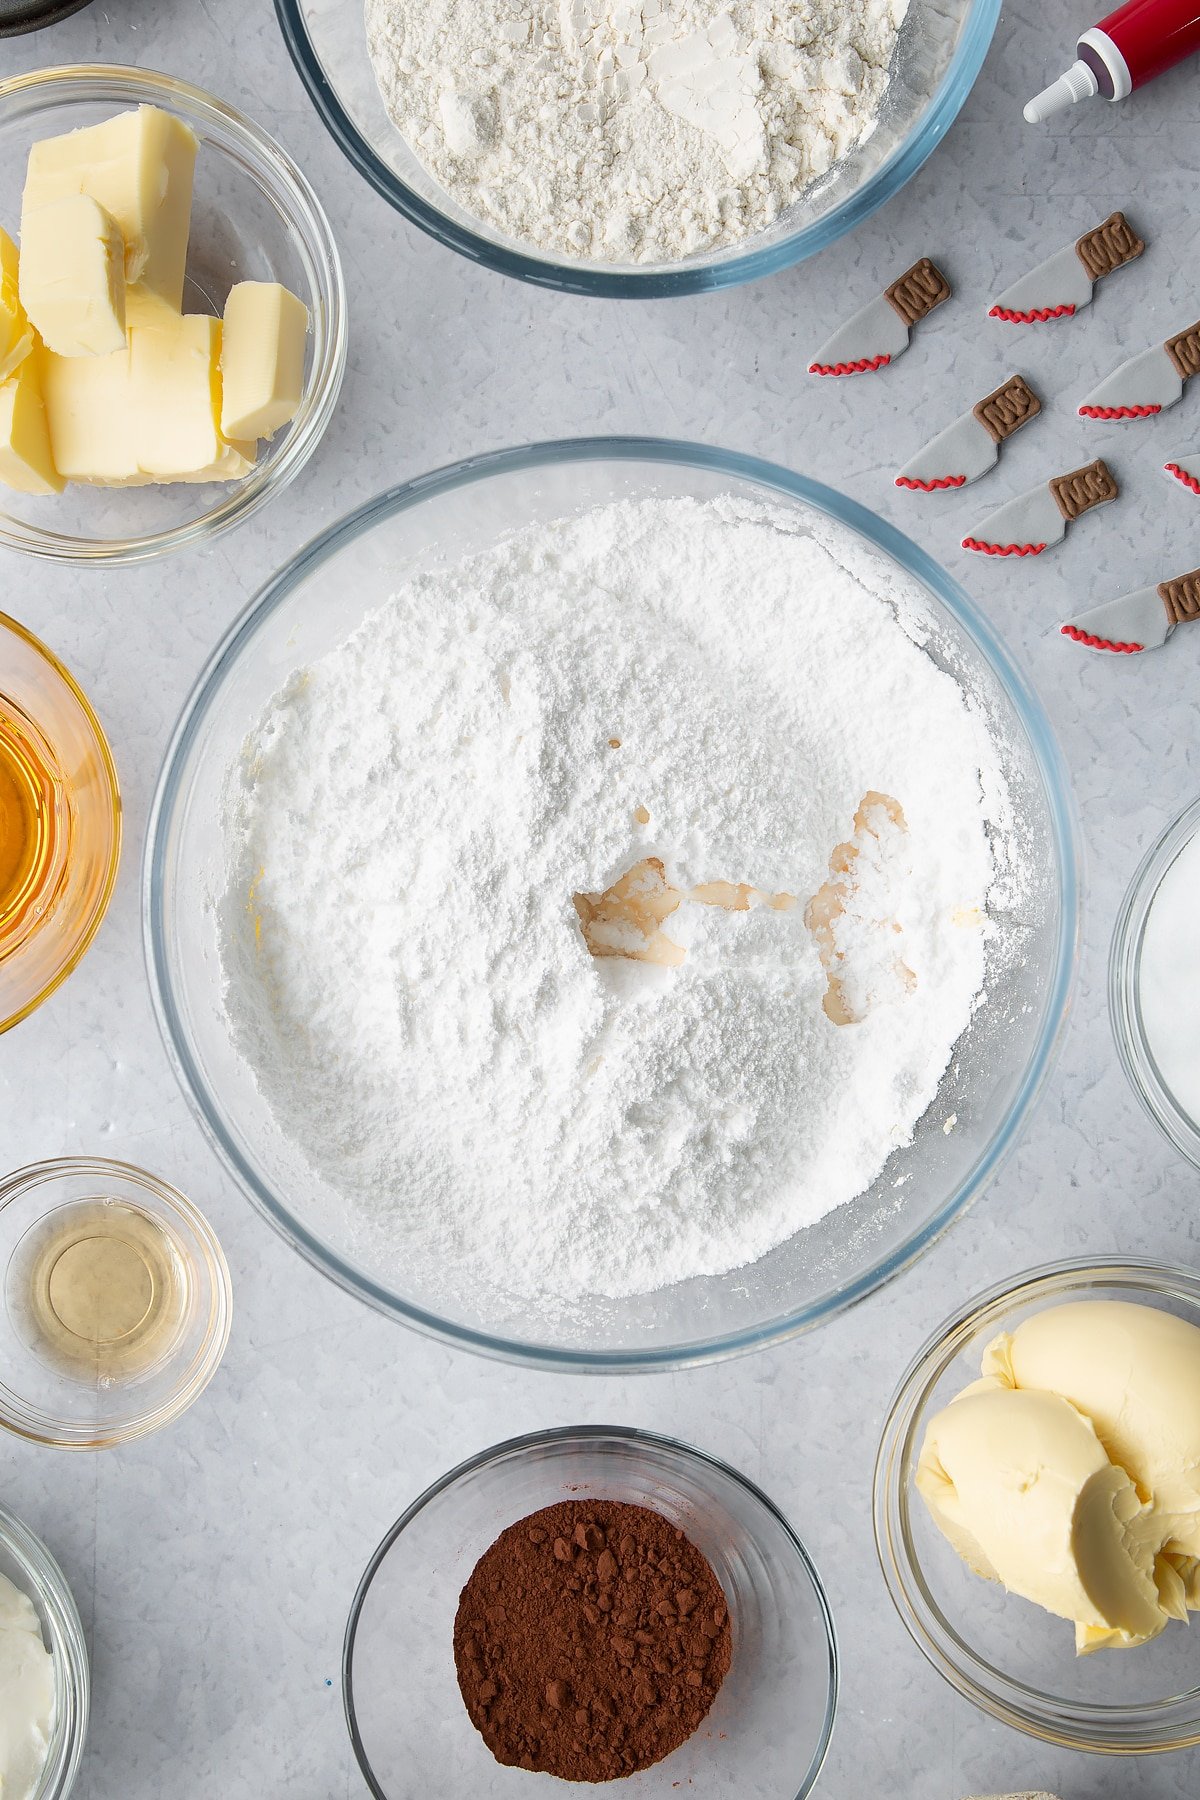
0;1157;232;1448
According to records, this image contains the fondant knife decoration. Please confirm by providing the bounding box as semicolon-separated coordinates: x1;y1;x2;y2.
1163;449;1200;496
896;374;1041;491
1061;565;1200;655
989;212;1144;323
808;258;950;376
1079;320;1200;419
963;459;1117;557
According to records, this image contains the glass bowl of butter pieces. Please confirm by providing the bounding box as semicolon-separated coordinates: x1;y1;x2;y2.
875;1256;1200;1753
0;64;346;564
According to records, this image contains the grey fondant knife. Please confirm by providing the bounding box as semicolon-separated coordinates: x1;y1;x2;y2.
963;459;1117;557
1061;565;1200;655
1079;320;1200;419
808;258;950;376
896;374;1041;490
989;212;1143;322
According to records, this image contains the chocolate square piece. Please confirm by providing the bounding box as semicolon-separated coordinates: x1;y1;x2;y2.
1165;322;1200;383
973;374;1041;443
1158;569;1200;625
1074;211;1144;281
1050;458;1118;521
885;258;951;327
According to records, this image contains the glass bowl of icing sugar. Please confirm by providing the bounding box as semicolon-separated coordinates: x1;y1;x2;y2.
274;0;999;296
146;438;1077;1371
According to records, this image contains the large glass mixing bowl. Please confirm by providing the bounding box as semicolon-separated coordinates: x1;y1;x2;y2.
274;0;1000;296
145;439;1078;1370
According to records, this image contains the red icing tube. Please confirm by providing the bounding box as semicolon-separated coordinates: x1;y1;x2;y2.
1025;0;1200;122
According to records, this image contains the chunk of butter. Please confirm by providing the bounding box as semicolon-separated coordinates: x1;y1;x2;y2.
39;342;138;485
917;1383;1166;1651
0;227;33;383
129;313;222;478
220;281;307;441
0;354;63;495
19;195;127;357
22;105;198;321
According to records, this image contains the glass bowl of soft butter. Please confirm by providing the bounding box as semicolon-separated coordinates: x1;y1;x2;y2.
875;1256;1200;1754
0;1499;88;1800
0;65;346;565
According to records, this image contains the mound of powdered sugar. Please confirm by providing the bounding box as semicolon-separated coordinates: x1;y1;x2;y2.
364;0;911;263
220;495;1003;1304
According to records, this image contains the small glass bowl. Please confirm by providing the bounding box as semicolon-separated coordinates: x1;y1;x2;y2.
874;1256;1200;1754
0;1157;233;1448
1110;795;1200;1171
344;1425;837;1797
0;65;347;565
0;1499;89;1800
276;0;999;296
0;612;120;1033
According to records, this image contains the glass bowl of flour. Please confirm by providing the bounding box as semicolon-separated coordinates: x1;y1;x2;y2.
145;439;1077;1370
273;0;999;295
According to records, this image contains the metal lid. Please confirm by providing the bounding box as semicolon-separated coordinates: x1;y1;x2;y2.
0;0;91;34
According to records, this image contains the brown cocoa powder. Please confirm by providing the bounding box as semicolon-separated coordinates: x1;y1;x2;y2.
453;1498;732;1782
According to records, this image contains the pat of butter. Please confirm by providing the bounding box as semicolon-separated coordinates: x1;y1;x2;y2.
129;313;222;478
0;354;63;495
39;342;139;484
22;105;198;320
0;227;33;383
19;195;126;357
220;281;307;441
917;1383;1166;1650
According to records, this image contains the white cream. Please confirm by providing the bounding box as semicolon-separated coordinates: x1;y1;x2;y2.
1140;825;1200;1126
0;1568;56;1800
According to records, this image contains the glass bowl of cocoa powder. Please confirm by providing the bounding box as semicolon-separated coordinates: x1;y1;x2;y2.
344;1425;837;1796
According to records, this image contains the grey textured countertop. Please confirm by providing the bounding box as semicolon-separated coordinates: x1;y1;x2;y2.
4;2;1200;1795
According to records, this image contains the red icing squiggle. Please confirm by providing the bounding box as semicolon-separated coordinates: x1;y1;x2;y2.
1079;403;1162;419
1165;461;1200;495
895;473;966;490
989;303;1076;323
808;354;891;376
1060;624;1143;654
962;537;1047;556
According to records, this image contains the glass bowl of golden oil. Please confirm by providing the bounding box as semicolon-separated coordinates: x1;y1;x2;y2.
0;1158;232;1447
0;611;121;1032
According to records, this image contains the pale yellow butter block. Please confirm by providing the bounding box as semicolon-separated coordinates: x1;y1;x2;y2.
0;355;63;495
19;195;127;358
220;281;307;441
174;437;257;483
0;227;33;383
128;313;222;478
22;104;198;316
39;341;139;485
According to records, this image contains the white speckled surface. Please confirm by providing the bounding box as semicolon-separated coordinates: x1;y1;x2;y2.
3;3;1200;1796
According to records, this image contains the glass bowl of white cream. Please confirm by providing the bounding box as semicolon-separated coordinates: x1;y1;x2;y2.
874;1257;1200;1754
0;1500;88;1800
1110;795;1200;1170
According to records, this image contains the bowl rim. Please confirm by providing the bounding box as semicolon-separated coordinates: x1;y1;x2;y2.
1109;793;1200;1172
0;1497;90;1800
0;609;122;1034
341;1422;839;1800
143;434;1080;1374
0;62;348;566
272;0;1001;297
873;1254;1200;1753
0;1154;234;1449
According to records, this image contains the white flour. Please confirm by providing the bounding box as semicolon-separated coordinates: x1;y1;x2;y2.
221;496;1002;1304
364;0;910;262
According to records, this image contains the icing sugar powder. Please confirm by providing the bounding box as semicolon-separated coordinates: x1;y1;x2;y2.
220;495;1003;1304
364;0;911;263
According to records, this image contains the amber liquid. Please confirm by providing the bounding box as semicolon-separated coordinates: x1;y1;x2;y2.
0;697;68;956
